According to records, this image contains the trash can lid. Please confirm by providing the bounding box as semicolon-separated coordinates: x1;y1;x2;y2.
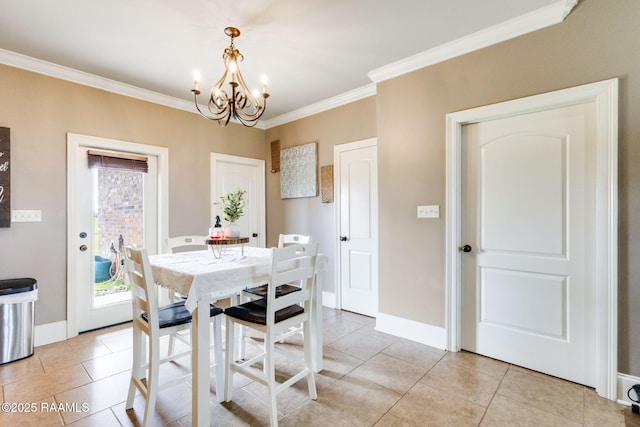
0;278;37;295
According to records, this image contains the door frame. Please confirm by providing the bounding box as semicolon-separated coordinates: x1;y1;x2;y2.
66;133;169;338
445;79;618;399
334;137;378;313
210;153;265;248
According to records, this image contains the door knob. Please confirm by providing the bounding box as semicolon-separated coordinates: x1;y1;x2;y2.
459;244;472;253
340;236;348;241
79;245;88;252
252;233;258;238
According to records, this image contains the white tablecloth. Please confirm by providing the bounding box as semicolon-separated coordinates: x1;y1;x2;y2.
149;246;272;311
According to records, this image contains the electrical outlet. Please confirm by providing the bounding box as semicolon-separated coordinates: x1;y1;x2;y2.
417;205;439;219
11;210;42;222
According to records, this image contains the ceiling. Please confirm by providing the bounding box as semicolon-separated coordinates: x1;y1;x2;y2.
0;0;571;127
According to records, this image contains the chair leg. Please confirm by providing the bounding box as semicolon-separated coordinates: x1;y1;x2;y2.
224;317;235;402
238;293;248;360
143;334;160;427
167;290;178;357
167;332;176;357
126;325;143;409
303;321;317;400
212;315;225;403
266;334;278;427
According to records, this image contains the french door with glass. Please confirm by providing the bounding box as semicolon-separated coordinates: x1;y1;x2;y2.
68;134;161;333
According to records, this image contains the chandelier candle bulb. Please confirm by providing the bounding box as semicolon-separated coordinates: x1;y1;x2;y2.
261;75;268;94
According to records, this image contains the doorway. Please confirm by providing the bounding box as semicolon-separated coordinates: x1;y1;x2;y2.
445;79;618;399
335;138;378;317
210;153;265;248
67;133;168;336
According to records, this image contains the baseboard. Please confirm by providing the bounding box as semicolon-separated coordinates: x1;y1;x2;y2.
618;373;640;406
34;320;67;347
322;291;337;309
375;312;447;350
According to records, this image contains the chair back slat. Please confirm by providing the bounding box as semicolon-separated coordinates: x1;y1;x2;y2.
166;235;208;253
278;234;312;248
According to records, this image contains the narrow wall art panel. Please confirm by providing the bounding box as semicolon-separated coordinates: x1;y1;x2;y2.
270;139;280;173
320;165;334;203
0;127;9;227
280;142;317;199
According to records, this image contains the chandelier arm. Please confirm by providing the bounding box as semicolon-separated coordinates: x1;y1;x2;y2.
234;69;265;110
208;87;230;114
192;90;232;126
192;91;218;120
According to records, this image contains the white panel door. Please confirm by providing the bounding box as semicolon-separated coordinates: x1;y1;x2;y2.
211;154;265;248
68;134;161;333
461;102;597;386
338;140;378;317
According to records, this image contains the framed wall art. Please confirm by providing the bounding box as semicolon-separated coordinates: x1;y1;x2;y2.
280;142;317;199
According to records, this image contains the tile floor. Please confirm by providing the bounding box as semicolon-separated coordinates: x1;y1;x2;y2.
0;306;636;426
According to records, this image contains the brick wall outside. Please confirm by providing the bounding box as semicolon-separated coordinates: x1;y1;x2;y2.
95;168;144;259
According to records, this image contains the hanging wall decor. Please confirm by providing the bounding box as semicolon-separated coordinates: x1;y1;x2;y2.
270;139;280;173
0;127;10;227
320;165;334;203
280;142;317;199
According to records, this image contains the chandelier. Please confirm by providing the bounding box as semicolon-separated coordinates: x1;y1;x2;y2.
191;27;269;127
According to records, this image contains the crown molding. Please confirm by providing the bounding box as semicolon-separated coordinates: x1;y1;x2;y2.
0;0;576;130
262;84;376;129
0;48;198;114
368;0;577;84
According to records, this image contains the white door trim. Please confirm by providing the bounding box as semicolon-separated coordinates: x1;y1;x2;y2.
210;153;265;248
334;137;378;312
66;133;169;338
445;79;618;399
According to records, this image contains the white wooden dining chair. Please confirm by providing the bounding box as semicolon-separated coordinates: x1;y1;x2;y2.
224;243;319;427
242;234;312;300
240;234;312;356
123;246;224;427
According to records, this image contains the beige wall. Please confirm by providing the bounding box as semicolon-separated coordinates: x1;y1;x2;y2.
264;98;377;294
267;0;640;375
0;65;264;325
375;0;640;374
2;0;639;377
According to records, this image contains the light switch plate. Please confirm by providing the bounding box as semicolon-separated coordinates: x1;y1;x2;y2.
12;210;42;222
417;205;439;218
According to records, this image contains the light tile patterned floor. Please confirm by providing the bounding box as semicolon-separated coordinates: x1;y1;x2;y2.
0;306;635;426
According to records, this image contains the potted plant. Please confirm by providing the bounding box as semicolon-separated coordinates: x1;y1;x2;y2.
215;189;247;238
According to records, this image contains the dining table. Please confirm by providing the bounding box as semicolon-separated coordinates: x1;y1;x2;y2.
148;245;325;427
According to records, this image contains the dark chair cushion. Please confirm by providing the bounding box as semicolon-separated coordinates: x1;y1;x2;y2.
224;298;304;325
142;302;223;329
243;283;301;298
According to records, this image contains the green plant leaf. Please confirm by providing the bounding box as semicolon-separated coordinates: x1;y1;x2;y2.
214;189;247;222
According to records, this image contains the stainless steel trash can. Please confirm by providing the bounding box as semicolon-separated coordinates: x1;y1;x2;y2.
0;278;37;364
